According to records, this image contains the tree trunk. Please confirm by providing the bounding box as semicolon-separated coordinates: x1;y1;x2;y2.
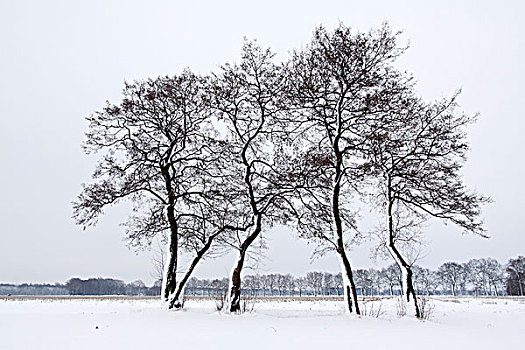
228;218;261;312
162;204;178;307
227;123;265;312
160;164;180;309
228;250;246;312
169;233;217;309
332;148;360;314
388;243;420;318
328;99;360;315
337;250;360;314
387;175;421;318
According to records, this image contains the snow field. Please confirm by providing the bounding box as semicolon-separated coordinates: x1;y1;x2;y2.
1;296;524;349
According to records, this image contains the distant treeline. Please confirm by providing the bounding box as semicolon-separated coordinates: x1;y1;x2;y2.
0;278;160;296
184;256;525;297
2;256;523;297
65;278;160;296
0;283;68;296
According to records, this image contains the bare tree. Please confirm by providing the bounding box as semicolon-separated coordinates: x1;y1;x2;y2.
73;71;232;309
259;274;270;296
368;268;382;296
306;272;324;296
150;237;167;285
295;277;307;297
208;41;300;312
354;269;374;296
275;274;292;296
438;262;466;296
243;275;256;296
380;264;402;296
366;90;490;317
334;273;344;296
286;23;410;315
267;274;278;296
285;274;296;296
485;258;504;296
413;266;434;296
466;259;487;296
506;256;525;296
323;272;335;295
467;258;504;296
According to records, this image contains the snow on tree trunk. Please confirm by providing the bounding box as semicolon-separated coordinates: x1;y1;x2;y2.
227;216;262;312
387;244;421;318
228;250;246;312
167;230;220;309
386;176;421;318
161;163;180;309
337;252;360;315
162;230;178;307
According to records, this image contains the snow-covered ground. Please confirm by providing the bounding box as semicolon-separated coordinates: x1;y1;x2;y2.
1;296;524;349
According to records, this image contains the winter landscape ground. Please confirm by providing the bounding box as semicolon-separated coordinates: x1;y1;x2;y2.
1;296;523;349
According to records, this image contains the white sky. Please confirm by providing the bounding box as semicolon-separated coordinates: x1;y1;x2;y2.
1;0;524;285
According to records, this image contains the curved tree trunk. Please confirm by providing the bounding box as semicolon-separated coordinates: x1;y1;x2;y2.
333;150;360;315
331;100;360;315
227;119;265;313
228;251;245;312
387;175;420;318
161;164;180;309
169;233;218;309
387;242;421;318
337;249;360;314
228;219;261;312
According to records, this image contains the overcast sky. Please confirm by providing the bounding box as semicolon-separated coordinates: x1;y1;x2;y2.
1;0;524;285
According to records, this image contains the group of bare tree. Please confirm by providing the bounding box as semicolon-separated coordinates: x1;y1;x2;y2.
175;256;524;298
64;278;156;296
2;255;522;297
506;256;525;296
74;23;489;318
0;283;68;296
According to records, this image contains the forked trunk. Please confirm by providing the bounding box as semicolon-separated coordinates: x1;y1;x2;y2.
388;243;421;318
168;233;217;309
